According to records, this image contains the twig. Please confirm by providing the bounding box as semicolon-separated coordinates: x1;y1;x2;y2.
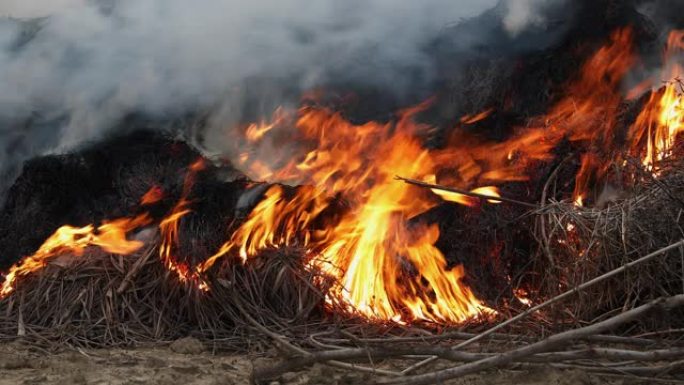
395;176;539;208
235;297;401;383
116;246;157;294
539;155;572;267
385;295;684;385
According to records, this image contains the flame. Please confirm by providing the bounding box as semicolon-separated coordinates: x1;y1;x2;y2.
141;185;164;205
573;195;583;207
425;175;501;206
245;107;289;143
514;288;532;307
460;108;494;124
158;159;209;290
199;100;498;324
545;28;635;201
628;30;684;170
6;27;684;327
196;28;660;323
1;214;150;297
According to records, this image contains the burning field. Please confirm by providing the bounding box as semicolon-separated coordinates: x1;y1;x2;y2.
1;0;684;384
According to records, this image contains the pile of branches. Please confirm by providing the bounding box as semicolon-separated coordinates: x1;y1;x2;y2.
252;293;684;384
0;236;334;351
1;136;684;383
534;158;684;329
3;233;683;385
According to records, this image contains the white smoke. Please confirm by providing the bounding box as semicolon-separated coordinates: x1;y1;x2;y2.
0;0;85;18
502;0;564;36
0;0;497;145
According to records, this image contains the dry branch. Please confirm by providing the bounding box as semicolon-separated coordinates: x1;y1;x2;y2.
395;176;539;208
385;295;684;385
401;239;684;374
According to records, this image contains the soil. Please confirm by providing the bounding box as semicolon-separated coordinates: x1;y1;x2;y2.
0;339;657;385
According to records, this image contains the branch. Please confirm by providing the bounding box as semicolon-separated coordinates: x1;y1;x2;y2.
384;295;684;385
395;176;539;208
401;239;684;374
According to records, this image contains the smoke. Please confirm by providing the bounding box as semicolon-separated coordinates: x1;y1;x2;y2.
1;0;507;179
0;0;85;18
0;0;593;202
503;0;554;36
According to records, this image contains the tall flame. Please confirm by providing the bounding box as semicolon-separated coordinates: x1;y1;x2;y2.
629;30;684;169
158;159;209;290
201;101;497;323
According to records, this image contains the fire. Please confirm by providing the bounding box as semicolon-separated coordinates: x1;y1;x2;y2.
201;27;674;323
1;214;150;296
140;185;164;205
245;107;289;143
1;159;212;297
460;108;494;125
514;288;532;307
5;26;684;327
543;28;635;202
425;174;501;206
629;31;684;169
158;159;209;290
574;195;583;208
201;102;498;323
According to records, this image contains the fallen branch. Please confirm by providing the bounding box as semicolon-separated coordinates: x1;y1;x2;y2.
252;338;684;381
384;295;684;385
401;239;684;374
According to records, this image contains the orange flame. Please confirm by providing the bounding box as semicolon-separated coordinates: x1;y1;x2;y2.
629;30;684;169
245;107;289;143
6;27;684;327
460;108;494;124
158;159;209;290
201;100;497;323
140;185;164;205
1;214;150;297
425;175;501;206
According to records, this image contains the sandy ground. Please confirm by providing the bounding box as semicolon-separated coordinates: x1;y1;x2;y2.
0;338;656;385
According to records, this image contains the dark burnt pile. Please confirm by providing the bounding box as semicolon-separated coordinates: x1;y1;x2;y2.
0;129;338;346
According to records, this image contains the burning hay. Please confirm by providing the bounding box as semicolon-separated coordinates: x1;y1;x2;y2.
2;1;684;384
0;239;332;350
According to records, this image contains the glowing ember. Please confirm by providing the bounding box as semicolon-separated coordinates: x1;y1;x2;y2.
514;288;532;307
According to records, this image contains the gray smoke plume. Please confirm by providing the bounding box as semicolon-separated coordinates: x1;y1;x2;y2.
0;0;592;200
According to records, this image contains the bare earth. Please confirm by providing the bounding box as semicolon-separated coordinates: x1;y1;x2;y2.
0;339;653;385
